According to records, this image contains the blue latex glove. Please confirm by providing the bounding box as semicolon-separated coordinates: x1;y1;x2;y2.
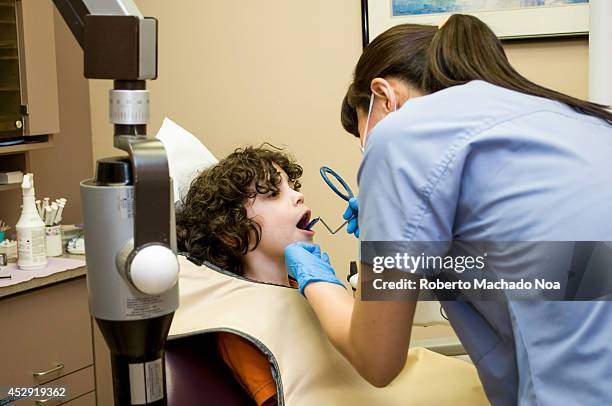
343;197;359;238
284;242;345;295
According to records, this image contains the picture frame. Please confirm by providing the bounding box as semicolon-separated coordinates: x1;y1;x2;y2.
361;0;590;47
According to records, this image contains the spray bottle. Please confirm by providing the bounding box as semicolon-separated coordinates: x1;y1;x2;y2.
16;173;47;270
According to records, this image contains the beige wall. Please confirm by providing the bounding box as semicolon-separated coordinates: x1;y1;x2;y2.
88;3;589;286
505;37;588;99
29;9;94;225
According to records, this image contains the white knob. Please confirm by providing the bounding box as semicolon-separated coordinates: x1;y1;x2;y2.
129;245;179;295
349;273;359;289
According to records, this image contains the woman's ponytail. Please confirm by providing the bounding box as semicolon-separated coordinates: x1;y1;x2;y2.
424;14;518;91
423;14;612;124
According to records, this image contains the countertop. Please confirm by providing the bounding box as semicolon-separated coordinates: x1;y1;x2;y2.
0;254;86;299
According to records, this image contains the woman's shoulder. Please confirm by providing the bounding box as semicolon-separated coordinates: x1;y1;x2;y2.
373;80;563;144
362;80;561;175
418;80;546;116
366;81;507;147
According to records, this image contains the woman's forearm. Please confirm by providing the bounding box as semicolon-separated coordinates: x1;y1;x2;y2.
303;282;354;358
304;281;416;387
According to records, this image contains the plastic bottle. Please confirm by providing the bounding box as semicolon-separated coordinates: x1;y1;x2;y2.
16;173;47;270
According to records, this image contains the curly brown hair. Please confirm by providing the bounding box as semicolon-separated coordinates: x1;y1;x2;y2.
176;145;303;275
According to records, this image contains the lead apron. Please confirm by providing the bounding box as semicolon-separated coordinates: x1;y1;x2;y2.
169;256;488;406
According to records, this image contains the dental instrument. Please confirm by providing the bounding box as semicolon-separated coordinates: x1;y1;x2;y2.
304;216;348;234
49;202;59;225
54;200;65;225
304;166;355;233
35;200;42;217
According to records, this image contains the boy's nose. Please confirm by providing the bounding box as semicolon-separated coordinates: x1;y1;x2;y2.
294;191;305;205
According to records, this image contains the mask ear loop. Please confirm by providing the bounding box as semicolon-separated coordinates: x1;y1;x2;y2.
361;93;375;151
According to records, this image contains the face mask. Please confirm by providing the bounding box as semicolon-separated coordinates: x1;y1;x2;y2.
360;91;398;154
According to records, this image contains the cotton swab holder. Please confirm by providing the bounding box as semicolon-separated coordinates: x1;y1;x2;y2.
45;224;63;257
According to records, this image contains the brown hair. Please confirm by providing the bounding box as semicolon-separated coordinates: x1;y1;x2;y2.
342;14;612;137
176;145;303;275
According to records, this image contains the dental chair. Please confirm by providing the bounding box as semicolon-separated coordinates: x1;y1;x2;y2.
165;332;256;406
164;265;466;406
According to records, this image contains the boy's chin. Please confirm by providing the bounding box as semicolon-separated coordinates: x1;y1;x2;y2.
293;233;314;243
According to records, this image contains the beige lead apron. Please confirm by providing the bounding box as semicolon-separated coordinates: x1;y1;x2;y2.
169;255;489;405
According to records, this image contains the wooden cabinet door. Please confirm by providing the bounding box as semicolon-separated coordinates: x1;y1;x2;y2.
0;277;93;388
15;0;60;136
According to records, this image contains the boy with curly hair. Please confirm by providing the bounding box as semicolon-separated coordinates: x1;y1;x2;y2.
177;145;320;406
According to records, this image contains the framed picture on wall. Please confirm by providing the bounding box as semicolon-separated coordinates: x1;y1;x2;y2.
361;0;589;46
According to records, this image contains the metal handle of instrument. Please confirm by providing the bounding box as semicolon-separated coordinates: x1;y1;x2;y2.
319;218;348;234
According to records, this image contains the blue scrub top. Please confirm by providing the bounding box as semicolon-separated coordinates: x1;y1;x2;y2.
358;81;612;405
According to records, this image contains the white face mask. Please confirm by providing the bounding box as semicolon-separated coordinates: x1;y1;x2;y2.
360;91;398;154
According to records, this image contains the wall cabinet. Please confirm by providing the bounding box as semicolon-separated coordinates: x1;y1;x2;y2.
0;0;59;203
0;0;59;140
0;0;23;137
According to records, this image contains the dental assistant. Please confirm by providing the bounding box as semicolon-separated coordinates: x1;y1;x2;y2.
284;14;612;406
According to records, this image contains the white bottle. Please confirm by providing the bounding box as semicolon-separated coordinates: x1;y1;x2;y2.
16;173;47;270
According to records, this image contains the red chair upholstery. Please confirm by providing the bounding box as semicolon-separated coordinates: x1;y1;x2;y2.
166;333;256;406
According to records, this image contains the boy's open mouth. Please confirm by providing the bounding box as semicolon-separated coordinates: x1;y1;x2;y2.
296;211;312;230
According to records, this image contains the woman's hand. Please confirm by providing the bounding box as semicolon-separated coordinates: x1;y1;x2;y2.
284;242;345;295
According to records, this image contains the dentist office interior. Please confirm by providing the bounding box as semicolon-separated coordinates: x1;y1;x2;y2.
0;0;611;405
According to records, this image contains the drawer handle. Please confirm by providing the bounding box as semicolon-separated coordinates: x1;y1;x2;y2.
35;398;61;406
32;363;64;377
